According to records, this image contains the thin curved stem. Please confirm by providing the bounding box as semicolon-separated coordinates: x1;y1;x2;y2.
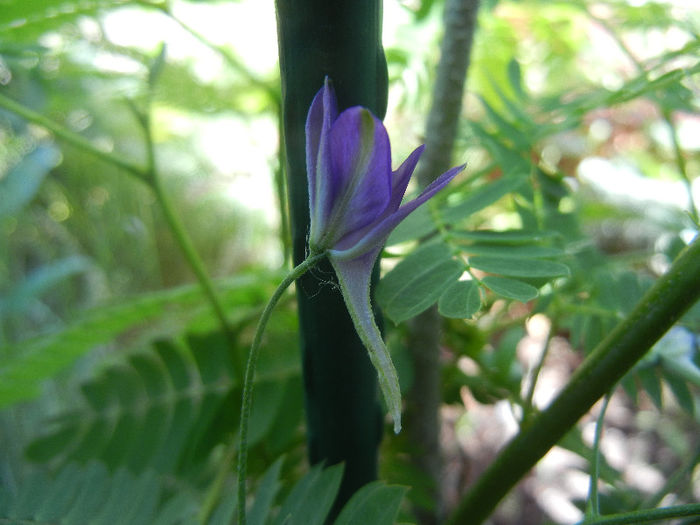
236;251;326;525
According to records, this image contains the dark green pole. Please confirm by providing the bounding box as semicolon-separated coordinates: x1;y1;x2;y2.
275;0;388;515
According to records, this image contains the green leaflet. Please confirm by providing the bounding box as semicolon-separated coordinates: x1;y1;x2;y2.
481;276;539;302
468;256;570;278
438;280;481;319
377;242;463;324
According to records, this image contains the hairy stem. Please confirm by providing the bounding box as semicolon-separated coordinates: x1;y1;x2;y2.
447;236;700;524
236;252;326;525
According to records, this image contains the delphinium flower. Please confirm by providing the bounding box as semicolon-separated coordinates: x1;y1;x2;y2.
305;78;464;433
236;78;463;524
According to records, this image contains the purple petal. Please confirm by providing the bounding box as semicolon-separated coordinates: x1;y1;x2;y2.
329;249;402;433
388;145;424;212
330;163;465;260
325;107;392;239
306;78;338;237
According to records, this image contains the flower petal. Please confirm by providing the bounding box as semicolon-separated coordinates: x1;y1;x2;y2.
307;78;338;242
329;249;402;433
330;163;465;260
324;107;392;242
388;144;425;212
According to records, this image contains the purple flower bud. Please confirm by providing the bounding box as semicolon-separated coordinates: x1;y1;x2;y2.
305;78;464;432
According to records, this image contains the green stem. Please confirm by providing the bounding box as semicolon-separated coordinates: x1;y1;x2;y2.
522;319;554;422
447;236;700;525
0;92;147;182
662;109;698;223
586;391;612;518
576;503;700;525
236;251;326;525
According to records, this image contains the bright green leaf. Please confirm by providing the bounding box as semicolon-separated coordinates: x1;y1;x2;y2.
482;276;538;302
469;256;569;278
335;481;407;525
438;280;481;319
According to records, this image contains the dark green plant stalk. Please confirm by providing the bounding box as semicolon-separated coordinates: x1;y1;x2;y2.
447;236;700;525
575;503;700;525
276;0;387;516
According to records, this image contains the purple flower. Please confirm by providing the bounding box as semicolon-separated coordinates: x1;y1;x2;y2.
305;78;464;432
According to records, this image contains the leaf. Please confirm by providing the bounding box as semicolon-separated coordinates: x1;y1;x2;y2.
334;481;407;525
23;334;297;476
0;255;91;317
452;229;558;244
468;256;570;278
459;243;563;258
248;457;285;525
482;276;538;302
377;242;463;324
0;462;192;525
274;463;344;525
438;280;481;319
0;143;59;219
386;204;436;245
0;271;277;408
442;175;527;224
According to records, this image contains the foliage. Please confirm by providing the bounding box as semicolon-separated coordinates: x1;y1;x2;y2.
1;0;699;523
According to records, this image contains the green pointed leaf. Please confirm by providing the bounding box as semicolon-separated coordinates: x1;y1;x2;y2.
248;457;285;525
335;481;408;525
469;256;569;278
0;144;59;220
443;176;527;224
377;242;463;324
452;229;558;244
438;280;481;319
274;463;344;525
386;204;435;245
459;243;563;258
482;277;538;302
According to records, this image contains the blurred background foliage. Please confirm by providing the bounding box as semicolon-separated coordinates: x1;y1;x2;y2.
0;0;699;523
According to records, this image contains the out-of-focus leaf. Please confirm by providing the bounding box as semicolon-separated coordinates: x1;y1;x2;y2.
248;457;285;525
386;204;436;245
443;175;527;225
0;271;278;408
334;481;407;525
0;256;90;317
0;143;59;220
273;463;344;525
